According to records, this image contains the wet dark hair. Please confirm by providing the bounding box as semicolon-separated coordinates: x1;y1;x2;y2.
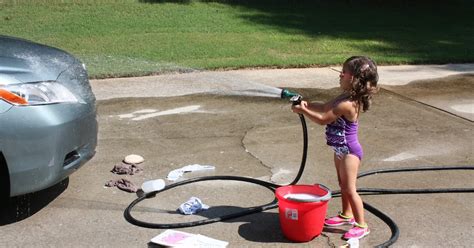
343;56;379;112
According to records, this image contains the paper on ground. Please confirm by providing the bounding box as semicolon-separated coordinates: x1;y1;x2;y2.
167;164;215;181
150;229;228;247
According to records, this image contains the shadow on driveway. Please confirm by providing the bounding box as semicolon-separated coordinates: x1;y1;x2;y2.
0;178;68;225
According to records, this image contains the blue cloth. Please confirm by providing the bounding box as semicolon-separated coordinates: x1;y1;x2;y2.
178;197;209;215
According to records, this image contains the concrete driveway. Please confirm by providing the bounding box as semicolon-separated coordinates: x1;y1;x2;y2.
1;64;473;247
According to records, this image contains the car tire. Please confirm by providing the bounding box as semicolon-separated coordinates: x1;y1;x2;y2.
0;152;10;200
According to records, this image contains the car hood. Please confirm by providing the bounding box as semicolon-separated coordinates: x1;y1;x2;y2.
0;35;78;84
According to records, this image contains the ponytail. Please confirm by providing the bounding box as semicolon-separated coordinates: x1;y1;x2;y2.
343;56;379;112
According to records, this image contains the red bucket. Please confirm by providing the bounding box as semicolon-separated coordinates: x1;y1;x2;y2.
275;184;331;242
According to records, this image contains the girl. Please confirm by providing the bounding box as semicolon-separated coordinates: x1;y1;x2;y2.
291;56;379;240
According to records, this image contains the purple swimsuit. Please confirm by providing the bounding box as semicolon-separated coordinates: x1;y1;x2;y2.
325;113;363;161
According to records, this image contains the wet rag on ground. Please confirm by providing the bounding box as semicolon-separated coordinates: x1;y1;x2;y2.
105;178;139;193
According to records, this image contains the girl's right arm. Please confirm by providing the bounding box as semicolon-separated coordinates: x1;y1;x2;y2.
292;100;338;125
291;93;349;125
306;101;326;112
307;93;346;112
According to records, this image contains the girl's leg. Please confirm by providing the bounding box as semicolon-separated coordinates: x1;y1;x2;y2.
338;154;365;225
334;154;352;217
324;154;355;227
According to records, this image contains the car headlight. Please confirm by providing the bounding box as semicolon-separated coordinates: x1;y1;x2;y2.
0;81;79;106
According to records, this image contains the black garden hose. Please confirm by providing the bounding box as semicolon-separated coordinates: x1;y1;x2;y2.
124;113;474;247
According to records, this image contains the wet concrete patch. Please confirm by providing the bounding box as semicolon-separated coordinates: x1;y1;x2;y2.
383;74;474;121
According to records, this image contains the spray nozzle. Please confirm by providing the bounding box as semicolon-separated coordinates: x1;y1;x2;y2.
280;89;299;99
281;89;302;105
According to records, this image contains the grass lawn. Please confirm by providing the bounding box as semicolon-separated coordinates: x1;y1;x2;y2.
1;0;473;78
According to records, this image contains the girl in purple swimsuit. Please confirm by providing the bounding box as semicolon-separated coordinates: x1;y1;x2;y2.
292;56;378;240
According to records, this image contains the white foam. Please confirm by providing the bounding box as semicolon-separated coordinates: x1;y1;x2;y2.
133;109;158;114
383;152;417;162
118;109;157;119
284;193;321;201
118;113;135;118
132;105;201;121
451;103;474;114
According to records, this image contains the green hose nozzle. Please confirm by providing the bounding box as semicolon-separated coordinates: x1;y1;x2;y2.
281;89;302;105
280;89;299;99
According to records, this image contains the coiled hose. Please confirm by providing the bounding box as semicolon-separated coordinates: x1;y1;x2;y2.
124;114;474;247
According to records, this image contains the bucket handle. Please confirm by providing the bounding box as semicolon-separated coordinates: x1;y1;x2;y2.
316;184;332;202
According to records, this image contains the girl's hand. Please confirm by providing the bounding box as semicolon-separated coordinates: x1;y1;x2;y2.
291;100;308;114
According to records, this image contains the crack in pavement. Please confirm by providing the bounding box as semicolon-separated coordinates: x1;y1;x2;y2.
241;126;275;181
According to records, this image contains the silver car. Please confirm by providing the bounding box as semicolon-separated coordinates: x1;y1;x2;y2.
0;36;97;197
